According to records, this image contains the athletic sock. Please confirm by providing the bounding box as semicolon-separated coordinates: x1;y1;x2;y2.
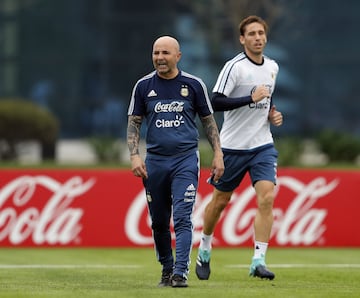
199;232;213;251
254;241;268;259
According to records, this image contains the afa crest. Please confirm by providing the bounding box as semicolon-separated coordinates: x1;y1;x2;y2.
146;192;152;202
180;85;189;97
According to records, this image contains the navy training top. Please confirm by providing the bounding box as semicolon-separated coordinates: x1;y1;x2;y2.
128;70;213;156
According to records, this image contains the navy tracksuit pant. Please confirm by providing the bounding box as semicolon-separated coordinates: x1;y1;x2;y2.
143;149;199;278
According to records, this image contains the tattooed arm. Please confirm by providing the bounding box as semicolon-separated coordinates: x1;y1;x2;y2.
199;114;224;182
127;115;142;156
127;115;148;179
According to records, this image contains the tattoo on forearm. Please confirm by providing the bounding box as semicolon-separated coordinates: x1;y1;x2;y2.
127;115;142;156
200;115;221;151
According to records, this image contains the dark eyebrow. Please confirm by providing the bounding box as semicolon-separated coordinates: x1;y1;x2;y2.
153;50;171;54
248;29;265;34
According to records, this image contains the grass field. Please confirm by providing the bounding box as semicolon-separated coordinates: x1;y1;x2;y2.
0;247;359;298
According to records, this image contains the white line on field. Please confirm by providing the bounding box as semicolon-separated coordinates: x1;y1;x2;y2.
226;264;360;268
0;264;359;269
0;264;141;269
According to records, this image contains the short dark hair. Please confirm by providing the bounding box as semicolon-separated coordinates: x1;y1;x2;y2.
238;15;268;36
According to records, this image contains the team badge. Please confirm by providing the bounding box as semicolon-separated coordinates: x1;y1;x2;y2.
146;192;152;202
180;85;189;97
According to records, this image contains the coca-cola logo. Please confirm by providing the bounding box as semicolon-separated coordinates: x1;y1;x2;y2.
0;175;95;245
125;176;339;246
154;101;184;113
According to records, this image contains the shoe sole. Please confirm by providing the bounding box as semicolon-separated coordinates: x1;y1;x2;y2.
158;282;172;287
195;270;210;280
172;282;188;288
252;273;275;280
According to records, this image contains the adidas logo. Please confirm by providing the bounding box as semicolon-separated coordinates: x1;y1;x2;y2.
147;90;157;97
186;184;196;191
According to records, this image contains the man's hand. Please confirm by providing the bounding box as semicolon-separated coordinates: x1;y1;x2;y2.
130;154;148;179
211;151;225;183
269;105;283;126
251;85;271;102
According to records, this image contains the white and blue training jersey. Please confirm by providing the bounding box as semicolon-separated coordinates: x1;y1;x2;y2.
128;70;213;156
213;52;279;151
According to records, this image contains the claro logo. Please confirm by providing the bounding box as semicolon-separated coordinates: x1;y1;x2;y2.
154;101;185;128
156;115;184;128
125;176;339;246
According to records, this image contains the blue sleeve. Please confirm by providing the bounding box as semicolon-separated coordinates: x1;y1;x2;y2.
193;79;213;117
211;92;253;111
128;82;146;116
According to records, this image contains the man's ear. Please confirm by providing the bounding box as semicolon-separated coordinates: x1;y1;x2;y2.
239;35;244;45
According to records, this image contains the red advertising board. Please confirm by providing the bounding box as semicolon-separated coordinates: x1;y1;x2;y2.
0;168;359;247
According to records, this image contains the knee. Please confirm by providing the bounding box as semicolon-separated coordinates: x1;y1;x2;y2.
207;192;231;213
151;221;170;233
257;192;274;211
172;215;192;232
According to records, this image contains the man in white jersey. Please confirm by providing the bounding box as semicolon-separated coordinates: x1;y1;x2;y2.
196;15;283;281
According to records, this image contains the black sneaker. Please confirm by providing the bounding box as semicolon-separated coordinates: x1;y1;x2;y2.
195;249;211;280
253;264;275;280
158;271;172;287
171;274;188;288
249;265;275;280
249;257;275;280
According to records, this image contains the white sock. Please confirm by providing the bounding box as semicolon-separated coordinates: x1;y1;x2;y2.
253;241;268;259
199;232;213;251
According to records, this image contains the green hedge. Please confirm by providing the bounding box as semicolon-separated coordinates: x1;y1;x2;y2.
0;99;59;159
316;130;360;162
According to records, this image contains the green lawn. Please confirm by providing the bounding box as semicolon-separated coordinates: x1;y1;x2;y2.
0;247;359;297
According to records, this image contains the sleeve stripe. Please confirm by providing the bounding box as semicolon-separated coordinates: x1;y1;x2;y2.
127;83;137;115
182;71;213;114
127;71;155;115
214;53;246;94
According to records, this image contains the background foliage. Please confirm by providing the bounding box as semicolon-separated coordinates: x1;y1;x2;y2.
1;0;359;139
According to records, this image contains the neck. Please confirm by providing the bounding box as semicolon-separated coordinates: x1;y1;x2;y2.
158;68;179;79
245;51;263;64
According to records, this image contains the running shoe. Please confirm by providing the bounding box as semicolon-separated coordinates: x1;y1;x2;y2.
249;257;275;280
195;248;211;280
158;271;172;287
171;274;188;287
